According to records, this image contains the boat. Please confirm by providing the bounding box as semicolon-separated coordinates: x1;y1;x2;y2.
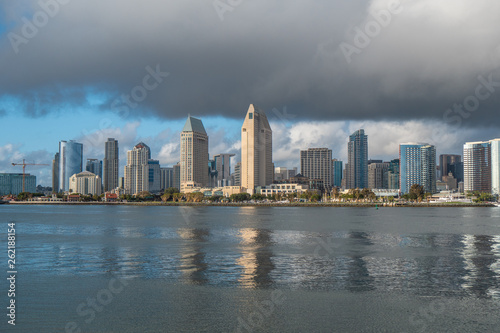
0;200;8;204
493;202;500;207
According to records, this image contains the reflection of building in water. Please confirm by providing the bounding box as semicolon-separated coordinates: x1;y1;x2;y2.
461;234;500;299
237;228;274;288
346;232;375;292
177;228;209;285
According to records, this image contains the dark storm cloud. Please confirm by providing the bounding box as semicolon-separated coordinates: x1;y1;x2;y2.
1;0;500;126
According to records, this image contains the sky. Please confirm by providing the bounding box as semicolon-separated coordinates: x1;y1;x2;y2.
1;0;500;186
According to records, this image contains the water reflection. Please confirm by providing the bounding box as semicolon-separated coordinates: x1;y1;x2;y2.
177;228;209;285
237;228;274;288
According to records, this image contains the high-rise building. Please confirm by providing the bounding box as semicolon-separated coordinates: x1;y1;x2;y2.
463;141;491;193
160;167;174;190
491;139;500;196
346;129;368;189
173;162;181;190
368;162;390;189
399;143;436;194
86;159;103;179
241;104;273;192
233;162;241;186
300;148;333;187
103;138;119;192
439;154;462;181
69;171;102;196
119;177;124;189
332;159;343;187
52;152;59;193
148;159;161;193
214;153;235;187
124;142;151;195
0;173;36;195
387;159;400;190
58;140;83;192
180;116;209;191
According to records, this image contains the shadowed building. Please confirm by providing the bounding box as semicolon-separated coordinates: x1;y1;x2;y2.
103;138;119;192
180;116;209;191
346;129;368;189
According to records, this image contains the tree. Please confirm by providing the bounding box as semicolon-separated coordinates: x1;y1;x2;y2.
409;184;425;202
161;192;172;202
230;193;251;202
17;192;32;201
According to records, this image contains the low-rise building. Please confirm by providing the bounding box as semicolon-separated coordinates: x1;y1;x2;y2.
259;183;309;196
69;171;102;196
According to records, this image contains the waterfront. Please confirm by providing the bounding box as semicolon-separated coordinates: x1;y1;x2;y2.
1;205;500;332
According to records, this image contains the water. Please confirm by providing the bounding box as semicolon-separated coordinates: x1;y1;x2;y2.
1;205;500;332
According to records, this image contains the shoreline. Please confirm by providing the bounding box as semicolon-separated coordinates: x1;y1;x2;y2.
3;201;496;208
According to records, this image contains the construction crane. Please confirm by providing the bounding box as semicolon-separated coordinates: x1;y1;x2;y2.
11;159;49;193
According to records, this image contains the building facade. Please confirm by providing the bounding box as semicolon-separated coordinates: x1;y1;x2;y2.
69;171;102;196
124;142;151;195
399;143;436;194
346;129;368;189
180;116;209;191
368;162;390;189
332;159;343;188
241;104;273;192
52;152;59;193
214;153;235;187
86;159;102;179
148;159;161;193
160;167;174;190
300;148;333;188
0;173;36;195
274;167;298;182
103;138;119;192
387;159;400;190
173;163;181;190
463;141;491;193
492;139;500;196
58;140;83;192
439;154;462;182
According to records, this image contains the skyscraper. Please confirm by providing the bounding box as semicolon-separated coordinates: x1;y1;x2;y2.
399;143;436;194
52;152;59;193
58;140;83;192
180;116;209;191
85;159;103;179
214;153;235;187
233;162;241;186
124;142;151;195
332;159;343;187
241;104;273;192
148;159;161;193
439;154;462;181
463;141;491;193
300;148;333;187
491;139;500;196
368;162;390;189
160;167;174;190
346;129;368;189
103;138;119;192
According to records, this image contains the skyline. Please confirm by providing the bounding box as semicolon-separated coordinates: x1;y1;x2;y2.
2;0;500;186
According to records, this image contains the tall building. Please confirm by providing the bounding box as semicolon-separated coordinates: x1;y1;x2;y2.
180;116;209;191
463;141;491;193
148;159;161;193
160;167;174;190
52;152;59;193
399;143;436;194
58;140;83;192
85;159;102;179
173;162;181;190
300;148;333;187
346;129;368;189
368;162;390;189
124;142;151;195
439;154;462;181
103;138;119;192
233;162;241;186
0;173;36;195
69;171;102;196
332;159;343;187
241;104;273;191
492;139;500;196
214;153;235;187
387;159;400;190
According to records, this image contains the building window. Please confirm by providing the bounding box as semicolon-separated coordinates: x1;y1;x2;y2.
249;113;253;119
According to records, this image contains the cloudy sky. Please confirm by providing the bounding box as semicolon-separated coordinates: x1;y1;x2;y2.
1;0;500;186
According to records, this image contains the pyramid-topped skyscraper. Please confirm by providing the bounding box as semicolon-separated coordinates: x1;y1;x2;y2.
180;116;209;191
241;104;273;192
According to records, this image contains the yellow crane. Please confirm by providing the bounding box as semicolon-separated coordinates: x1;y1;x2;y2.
11;159;49;193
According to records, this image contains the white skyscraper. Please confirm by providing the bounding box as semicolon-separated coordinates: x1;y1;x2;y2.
124;142;151;195
180;116;209;191
241;104;273;192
